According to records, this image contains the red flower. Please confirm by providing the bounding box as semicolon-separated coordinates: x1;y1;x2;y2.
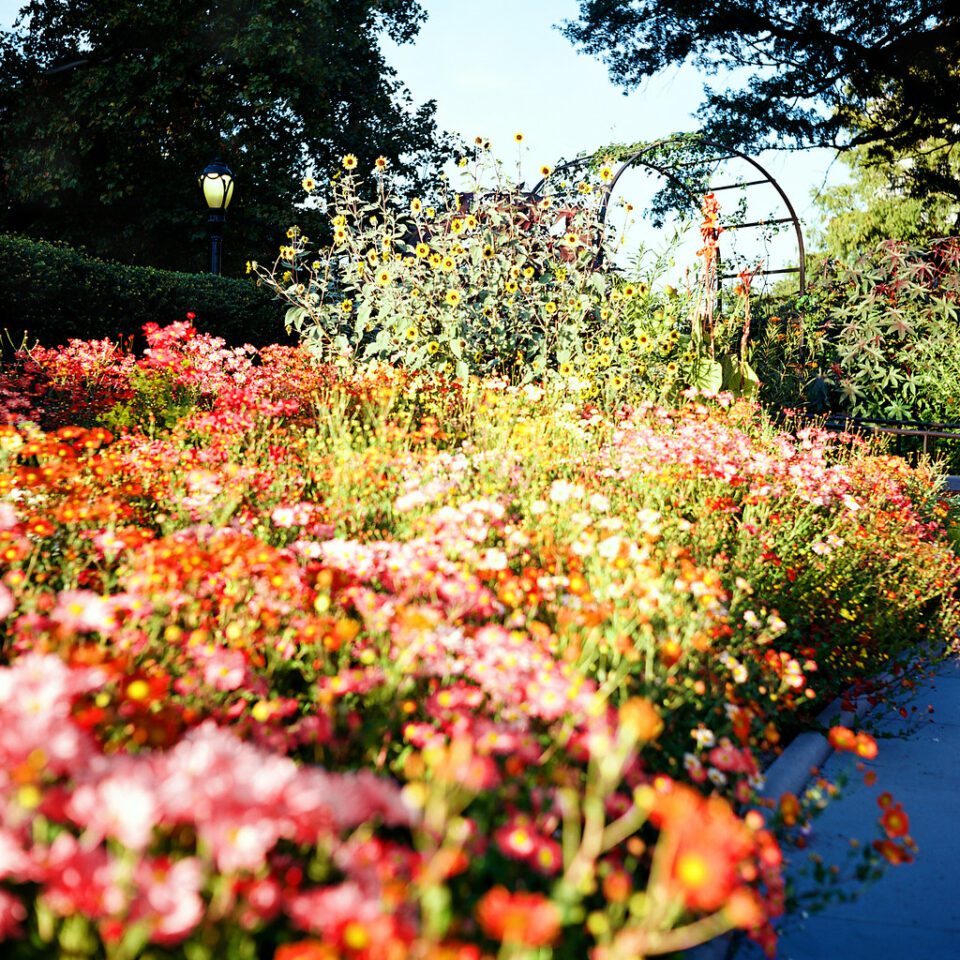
880;803;910;839
476;887;561;946
873;839;914;865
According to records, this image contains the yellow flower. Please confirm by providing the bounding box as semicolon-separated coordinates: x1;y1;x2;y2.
411;198;423;214
482;244;494;260
366;249;380;265
612;374;627;389
577;182;593;194
440;256;456;272
623;283;637;298
599;336;613;349
620;336;635;351
332;214;347;227
540;164;553;177
405;326;417;340
465;215;478;230
342;154;358;170
287;226;300;239
427;341;440;354
429;252;442;267
245;261;252;274
415;243;430;259
333;227;348;244
301;177;316;192
505;280;518;294
543;301;558;315
445;289;461;306
340;299;353;314
374;155;389;171
565;232;579;246
450;218;465;235
376;269;392;286
599;165;614;182
513;132;524;142
559;361;574;376
311;260;321;270
522;266;535;279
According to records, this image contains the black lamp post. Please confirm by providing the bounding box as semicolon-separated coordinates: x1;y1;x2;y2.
198;159;234;275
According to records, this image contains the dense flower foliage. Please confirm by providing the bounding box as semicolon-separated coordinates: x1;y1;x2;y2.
0;321;954;959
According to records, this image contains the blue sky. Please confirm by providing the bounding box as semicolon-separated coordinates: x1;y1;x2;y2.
0;0;847;278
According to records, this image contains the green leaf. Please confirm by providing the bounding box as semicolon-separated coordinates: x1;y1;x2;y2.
723;356;760;397
692;358;723;392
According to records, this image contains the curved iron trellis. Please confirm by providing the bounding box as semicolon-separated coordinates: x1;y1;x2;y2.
528;154;703;271
529;136;807;293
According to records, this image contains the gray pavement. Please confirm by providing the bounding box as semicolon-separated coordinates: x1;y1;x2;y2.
736;654;960;960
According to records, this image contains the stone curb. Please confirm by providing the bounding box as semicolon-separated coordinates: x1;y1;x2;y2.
682;688;873;960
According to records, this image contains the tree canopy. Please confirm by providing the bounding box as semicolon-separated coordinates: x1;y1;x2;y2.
562;2;960;199
814;142;960;260
0;0;450;274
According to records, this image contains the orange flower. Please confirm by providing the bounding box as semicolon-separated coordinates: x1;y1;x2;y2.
274;940;336;960
476;887;560;946
778;792;800;827
651;784;761;914
854;732;878;760
827;726;856;751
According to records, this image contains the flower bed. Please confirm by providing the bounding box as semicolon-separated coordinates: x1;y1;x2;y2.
0;322;956;959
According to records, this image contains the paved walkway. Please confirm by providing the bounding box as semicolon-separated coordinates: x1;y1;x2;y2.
737;654;960;960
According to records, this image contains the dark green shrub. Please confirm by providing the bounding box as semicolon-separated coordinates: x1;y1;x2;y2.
0;233;291;347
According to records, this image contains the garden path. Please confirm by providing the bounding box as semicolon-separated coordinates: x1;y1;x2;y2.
735;653;960;960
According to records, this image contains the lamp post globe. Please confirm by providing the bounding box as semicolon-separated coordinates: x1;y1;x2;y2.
198;159;234;275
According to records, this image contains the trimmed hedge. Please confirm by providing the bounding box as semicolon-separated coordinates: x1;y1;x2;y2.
0;233;291;348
